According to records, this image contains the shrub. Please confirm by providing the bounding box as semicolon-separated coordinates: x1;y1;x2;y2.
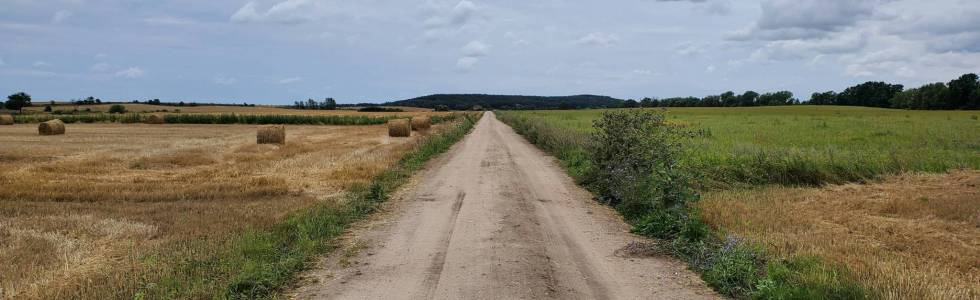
588;109;695;221
108;104;127;114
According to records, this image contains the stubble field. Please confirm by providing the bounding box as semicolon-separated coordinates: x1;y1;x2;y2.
0;122;436;298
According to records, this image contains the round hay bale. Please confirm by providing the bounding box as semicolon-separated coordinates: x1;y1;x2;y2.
145;114;165;124
410;116;431;131
257;125;286;144
38;119;65;135
0;114;13;125
387;119;411;137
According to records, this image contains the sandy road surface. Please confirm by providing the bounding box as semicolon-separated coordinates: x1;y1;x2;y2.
291;112;718;299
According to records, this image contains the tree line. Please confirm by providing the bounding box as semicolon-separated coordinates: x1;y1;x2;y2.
386;94;624;110
628;90;798;108
810;73;979;110
292;98;338;110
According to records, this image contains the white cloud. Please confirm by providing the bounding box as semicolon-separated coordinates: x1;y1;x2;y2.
461;41;489;57
231;0;319;24
34;61;51;67
52;10;73;24
730;0;882;41
576;32;619;47
115;67;145;78
422;1;482;42
675;41;708;56
632;69;656;76
279;77;302;84
456;56;479;72
231;2;262;23
91;62;111;72
145;16;195;26
213;76;238;85
94;53;108;59
0;57;5;66
748;30;870;62
706;65;717;73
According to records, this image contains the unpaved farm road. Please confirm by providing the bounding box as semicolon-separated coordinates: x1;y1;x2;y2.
291;112;718;299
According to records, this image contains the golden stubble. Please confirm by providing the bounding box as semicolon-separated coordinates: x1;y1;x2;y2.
698;171;980;300
0;123;434;298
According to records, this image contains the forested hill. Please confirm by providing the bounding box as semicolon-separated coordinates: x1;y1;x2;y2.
385;94;624;110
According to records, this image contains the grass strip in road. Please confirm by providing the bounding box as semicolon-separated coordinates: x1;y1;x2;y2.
131;113;480;299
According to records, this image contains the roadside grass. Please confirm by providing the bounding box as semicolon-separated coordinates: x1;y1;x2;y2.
131;112;479;299
13;113;457;126
495;108;978;299
500;106;979;188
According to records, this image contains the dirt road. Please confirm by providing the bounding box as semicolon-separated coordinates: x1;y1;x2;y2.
291;112;718;299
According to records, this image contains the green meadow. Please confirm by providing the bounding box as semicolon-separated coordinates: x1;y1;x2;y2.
501;106;980;188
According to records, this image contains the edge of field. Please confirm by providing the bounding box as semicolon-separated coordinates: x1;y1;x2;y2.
130;112;481;299
495;110;868;299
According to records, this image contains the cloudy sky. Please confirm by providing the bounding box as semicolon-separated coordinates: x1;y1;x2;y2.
1;0;978;104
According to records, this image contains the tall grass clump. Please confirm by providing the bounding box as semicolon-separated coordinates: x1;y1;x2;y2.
130;113;480;299
497;110;866;299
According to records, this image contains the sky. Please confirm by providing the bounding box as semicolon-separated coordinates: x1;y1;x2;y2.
1;0;979;104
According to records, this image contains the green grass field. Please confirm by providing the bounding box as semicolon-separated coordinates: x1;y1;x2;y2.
501;106;980;187
497;106;979;299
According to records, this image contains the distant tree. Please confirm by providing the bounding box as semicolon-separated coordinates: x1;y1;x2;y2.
758;91;794;106
640;97;654;108
178;101;185;106
701;95;721;107
622;99;639;108
434;104;450;111
720;91;737;107
44;105;52;112
5;92;32;112
809;91;837;105
948;73;979;109
108;104;126;114
738;91;759;107
95;98;102;104
838;81;903;108
323;98;337;110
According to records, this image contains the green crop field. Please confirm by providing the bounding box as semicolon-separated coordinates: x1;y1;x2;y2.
500;106;980;188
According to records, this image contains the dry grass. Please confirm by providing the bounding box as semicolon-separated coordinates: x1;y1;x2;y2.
0;122;442;298
0;114;13;125
698;171;980;300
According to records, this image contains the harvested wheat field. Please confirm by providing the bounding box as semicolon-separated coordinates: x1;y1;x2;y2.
25;103;440;116
0;122;444;298
698;171;980;300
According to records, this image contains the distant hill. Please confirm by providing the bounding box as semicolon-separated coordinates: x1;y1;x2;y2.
385;94;624;110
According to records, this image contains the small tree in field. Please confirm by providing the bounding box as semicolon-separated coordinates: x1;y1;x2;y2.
5;92;32;112
108;104;127;114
